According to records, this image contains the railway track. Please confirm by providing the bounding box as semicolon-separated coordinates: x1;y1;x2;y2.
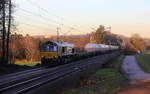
0;68;44;82
0;51;121;94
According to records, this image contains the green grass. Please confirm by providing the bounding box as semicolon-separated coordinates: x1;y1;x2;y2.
136;54;150;73
15;61;41;67
63;55;126;94
107;55;125;70
143;50;150;55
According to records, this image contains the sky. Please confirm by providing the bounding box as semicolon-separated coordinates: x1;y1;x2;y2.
14;0;150;38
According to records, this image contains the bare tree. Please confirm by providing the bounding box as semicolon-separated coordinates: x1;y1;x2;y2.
0;0;7;64
0;0;14;64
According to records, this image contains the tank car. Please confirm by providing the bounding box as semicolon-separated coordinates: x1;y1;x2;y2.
84;43;119;53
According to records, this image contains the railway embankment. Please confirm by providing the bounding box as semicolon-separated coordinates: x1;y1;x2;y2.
63;54;150;94
0;51;122;94
62;55;126;94
27;51;122;94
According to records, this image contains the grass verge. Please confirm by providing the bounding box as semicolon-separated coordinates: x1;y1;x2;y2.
0;61;41;76
15;61;41;67
0;64;33;76
135;54;150;73
63;55;126;94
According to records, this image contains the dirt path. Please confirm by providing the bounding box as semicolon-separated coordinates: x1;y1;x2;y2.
121;56;150;80
118;56;150;94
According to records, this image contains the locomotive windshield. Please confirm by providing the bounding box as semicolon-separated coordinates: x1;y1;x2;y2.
40;44;58;52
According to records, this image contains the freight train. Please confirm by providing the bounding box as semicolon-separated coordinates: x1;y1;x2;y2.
40;40;119;66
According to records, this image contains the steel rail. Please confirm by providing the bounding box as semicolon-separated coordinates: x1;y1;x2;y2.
0;68;43;80
0;51;121;94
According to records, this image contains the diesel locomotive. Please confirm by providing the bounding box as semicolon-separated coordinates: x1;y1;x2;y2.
40;41;77;66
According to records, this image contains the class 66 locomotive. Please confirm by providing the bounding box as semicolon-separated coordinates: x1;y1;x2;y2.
40;41;77;66
40;40;119;66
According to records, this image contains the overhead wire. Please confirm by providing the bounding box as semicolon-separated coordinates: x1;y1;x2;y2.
18;7;86;34
18;7;63;26
15;14;58;27
62;27;74;36
25;0;86;34
19;22;55;31
27;0;63;21
15;14;57;34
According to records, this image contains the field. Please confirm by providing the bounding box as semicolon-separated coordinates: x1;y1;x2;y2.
63;55;126;94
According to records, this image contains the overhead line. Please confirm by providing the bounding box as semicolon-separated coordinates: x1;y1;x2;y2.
16;14;58;27
18;7;86;34
19;22;55;31
25;0;86;34
18;7;63;26
27;0;63;21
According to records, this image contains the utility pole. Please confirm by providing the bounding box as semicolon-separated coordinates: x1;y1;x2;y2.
2;0;6;64
6;0;12;64
57;27;60;42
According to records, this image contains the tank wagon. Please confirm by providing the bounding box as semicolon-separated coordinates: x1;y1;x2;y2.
40;41;119;66
84;43;119;53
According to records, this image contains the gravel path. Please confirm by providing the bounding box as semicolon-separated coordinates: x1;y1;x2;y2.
121;56;150;80
118;56;150;94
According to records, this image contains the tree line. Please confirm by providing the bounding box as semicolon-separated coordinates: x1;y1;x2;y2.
0;25;123;63
1;24;148;63
91;25;123;46
0;33;91;63
91;25;147;53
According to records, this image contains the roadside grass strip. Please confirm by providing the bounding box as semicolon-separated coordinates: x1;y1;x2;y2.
136;54;150;73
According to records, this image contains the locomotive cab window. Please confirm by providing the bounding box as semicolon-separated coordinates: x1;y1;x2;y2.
48;45;58;52
40;44;58;52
